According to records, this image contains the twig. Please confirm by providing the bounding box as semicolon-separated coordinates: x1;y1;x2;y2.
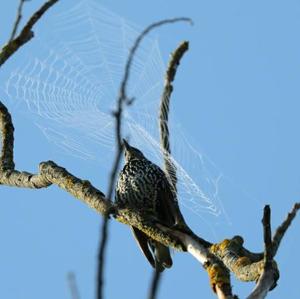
272;202;300;256
159;40;189;228
97;17;192;299
97;215;110;299
247;206;279;299
118;17;192;150
9;0;29;42
148;40;190;299
159;41;189;181
0;0;59;67
67;272;81;299
247;202;300;299
148;270;163;299
262;206;273;266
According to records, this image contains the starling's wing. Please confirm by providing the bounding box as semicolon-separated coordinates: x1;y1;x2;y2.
157;180;182;226
131;226;155;268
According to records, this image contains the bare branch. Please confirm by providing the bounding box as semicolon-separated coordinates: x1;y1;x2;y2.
0;0;59;67
272;202;300;256
247;206;279;299
247;267;278;299
211;236;266;283
147;40;190;299
118;17;192;149
97;216;110;299
173;229;236;298
159;40;190;228
67;272;81;299
39;161;109;214
9;0;29;42
159;41;189;174
148;270;163;299
0;101;15;170
262;206;273;265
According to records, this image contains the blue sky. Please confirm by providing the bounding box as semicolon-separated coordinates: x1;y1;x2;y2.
1;1;300;298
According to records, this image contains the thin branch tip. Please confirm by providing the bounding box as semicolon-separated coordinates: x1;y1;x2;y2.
0;0;60;67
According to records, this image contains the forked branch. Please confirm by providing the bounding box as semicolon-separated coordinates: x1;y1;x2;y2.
0;0;59;67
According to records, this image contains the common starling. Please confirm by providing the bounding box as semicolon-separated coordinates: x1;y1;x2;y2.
115;139;184;272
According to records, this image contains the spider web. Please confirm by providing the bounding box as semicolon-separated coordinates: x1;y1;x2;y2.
0;0;243;236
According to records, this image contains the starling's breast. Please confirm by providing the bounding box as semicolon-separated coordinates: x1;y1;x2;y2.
115;159;164;212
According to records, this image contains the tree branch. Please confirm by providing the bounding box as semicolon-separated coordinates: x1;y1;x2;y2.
67;272;81;299
0;101;15;170
247;206;279;299
172;229;235;298
159;41;189;228
0;0;59;67
158;40;235;298
9;0;29;42
148;270;162;299
147;39;191;299
272;202;300;257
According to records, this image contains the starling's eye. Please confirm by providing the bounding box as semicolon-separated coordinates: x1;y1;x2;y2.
124;151;129;160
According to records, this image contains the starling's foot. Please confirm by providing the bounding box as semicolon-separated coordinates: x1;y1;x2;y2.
105;206;117;218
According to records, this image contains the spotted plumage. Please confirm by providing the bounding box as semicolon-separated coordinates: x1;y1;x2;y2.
115;140;180;272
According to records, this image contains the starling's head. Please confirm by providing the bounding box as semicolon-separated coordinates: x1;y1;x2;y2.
123;139;145;162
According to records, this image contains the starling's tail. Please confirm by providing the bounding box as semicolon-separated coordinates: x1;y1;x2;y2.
153;241;173;272
131;227;156;268
131;227;172;272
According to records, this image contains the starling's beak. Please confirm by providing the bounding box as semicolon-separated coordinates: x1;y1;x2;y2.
123;139;130;151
